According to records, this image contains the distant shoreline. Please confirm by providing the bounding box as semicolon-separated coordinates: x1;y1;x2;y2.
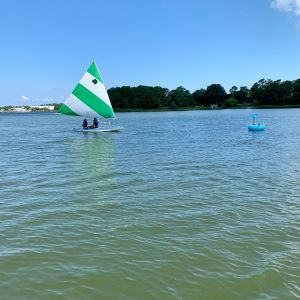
1;104;300;114
115;104;300;112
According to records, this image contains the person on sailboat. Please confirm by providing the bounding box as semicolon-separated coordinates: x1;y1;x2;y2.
93;117;99;128
82;118;88;129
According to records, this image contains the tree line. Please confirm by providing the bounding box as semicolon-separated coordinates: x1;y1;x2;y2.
107;78;300;110
4;78;298;112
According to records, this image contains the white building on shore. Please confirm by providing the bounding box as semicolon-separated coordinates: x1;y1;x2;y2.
30;105;55;111
0;105;56;112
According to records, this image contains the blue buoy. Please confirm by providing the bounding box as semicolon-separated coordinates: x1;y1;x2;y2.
248;114;265;131
248;124;266;131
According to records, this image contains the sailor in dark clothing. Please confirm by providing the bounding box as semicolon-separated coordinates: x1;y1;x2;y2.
82;118;88;129
93;117;99;128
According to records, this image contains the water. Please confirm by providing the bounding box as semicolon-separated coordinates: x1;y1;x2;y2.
0;109;299;300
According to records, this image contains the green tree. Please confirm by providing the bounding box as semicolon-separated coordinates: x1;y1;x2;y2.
224;97;238;107
279;80;293;105
168;86;194;107
108;86;170;109
250;80;263;105
205;84;227;106
169;100;177;110
192;89;206;106
250;79;282;105
229;86;238;96
291;79;300;105
235;86;249;104
108;86;133;108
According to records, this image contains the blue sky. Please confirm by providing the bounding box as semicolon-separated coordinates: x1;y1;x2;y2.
1;0;300;105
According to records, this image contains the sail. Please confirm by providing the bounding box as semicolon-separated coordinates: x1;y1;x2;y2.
59;61;115;118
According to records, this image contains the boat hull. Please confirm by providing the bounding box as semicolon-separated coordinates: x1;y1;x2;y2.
82;126;122;133
74;126;122;133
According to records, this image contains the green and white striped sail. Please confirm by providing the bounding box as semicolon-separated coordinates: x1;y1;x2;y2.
59;61;115;119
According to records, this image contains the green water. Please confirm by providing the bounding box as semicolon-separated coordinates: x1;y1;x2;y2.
0;110;299;299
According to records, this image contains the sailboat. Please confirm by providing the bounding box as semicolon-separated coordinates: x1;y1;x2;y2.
58;61;121;132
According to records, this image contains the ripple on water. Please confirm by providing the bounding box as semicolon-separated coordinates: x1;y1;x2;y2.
0;110;300;299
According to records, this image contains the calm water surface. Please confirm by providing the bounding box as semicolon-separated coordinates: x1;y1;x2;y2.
0;109;300;299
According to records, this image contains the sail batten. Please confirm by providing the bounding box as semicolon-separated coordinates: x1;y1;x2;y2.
59;61;115;119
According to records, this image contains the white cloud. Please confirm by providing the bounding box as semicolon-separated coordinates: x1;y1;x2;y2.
21;95;29;101
271;0;300;15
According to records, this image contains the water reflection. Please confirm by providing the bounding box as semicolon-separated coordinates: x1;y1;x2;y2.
61;134;117;205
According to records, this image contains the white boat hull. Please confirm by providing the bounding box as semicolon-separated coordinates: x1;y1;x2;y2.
75;126;122;133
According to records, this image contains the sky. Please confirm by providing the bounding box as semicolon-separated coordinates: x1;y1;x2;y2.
0;0;300;105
